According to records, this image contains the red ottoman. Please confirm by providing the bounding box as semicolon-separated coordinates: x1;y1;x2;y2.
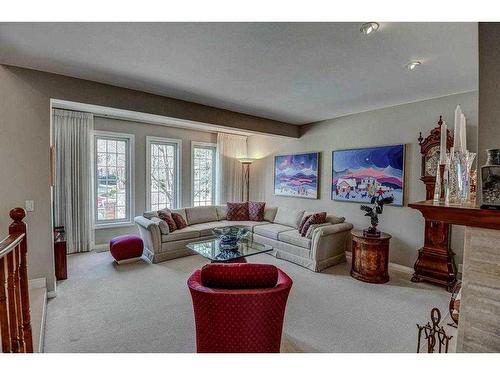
110;235;144;264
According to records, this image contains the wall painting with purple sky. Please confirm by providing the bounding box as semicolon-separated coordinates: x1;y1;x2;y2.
274;152;319;199
332;144;405;206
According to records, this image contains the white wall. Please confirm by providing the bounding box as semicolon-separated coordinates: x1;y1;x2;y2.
248;92;478;268
93;117;217;245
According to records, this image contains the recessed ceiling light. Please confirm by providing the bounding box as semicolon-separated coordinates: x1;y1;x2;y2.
406;61;422;71
360;22;379;35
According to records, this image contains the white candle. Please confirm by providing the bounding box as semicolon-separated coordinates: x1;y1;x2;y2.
453;105;462;151
440;121;447;164
460;113;467;153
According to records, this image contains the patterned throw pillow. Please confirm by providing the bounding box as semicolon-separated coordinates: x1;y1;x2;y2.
172;212;187;229
157;209;177;232
248;202;266;221
226;202;249;221
298;214;312;233
300;212;327;237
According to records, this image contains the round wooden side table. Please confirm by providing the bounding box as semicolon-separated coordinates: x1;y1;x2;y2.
350;229;391;284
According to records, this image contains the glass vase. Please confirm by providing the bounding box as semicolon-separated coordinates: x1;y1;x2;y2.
446;151;476;205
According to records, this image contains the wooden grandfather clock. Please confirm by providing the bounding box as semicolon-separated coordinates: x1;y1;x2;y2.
413;116;457;291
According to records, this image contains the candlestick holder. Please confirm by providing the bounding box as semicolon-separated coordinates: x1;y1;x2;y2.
433;163;447;204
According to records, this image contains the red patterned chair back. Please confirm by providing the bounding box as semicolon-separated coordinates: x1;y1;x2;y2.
187;263;293;353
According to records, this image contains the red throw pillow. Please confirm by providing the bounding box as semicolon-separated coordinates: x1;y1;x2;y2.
171;212;187;229
157;209;177;232
300;212;327;237
248;201;265;221
298;214;312;233
226;202;249;221
200;263;278;289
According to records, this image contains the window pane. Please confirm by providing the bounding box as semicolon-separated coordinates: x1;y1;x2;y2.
193;145;216;207
149;142;177;210
95;135;130;224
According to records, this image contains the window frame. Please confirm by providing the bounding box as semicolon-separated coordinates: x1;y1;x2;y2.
191;141;217;207
146;136;182;211
93;130;135;229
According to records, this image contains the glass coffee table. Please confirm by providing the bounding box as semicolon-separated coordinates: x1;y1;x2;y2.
187;237;273;263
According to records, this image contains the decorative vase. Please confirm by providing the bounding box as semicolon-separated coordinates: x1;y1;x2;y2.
480;149;500;210
445;150;476;205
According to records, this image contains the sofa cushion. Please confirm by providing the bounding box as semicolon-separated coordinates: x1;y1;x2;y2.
150;217;170;235
200;263;279;289
301;212;327;237
172;212;188;229
278;229;312;249
248;201;266;221
220;220;269;231
326;215;345;225
263;206;278;222
185;206;218;225
254;223;295;240
226;202;249;221
274;207;305;228
161;227;200;242
171;208;187;222
215;205;227;220
189;222;228;237
158;209;177;232
298;214;312;233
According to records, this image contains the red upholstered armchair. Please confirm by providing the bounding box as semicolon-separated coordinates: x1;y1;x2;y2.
187;263;293;353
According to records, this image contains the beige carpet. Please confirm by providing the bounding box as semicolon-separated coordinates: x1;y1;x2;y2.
43;251;452;352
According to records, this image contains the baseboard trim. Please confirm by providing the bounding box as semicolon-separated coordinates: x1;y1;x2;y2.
28;277;46;289
47;290;57;299
38;289;47;353
345;252;414;275
94;244;109;253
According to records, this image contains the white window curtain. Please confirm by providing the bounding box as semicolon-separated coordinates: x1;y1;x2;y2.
53;109;94;254
216;133;247;204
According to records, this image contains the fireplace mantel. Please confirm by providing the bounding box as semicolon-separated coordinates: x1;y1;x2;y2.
408;200;500;230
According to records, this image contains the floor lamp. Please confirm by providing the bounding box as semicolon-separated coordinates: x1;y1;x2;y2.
238;158;254;202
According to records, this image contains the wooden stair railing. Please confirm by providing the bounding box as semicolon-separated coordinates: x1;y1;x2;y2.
0;208;33;353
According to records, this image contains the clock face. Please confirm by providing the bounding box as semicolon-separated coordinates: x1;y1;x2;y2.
425;146;441;176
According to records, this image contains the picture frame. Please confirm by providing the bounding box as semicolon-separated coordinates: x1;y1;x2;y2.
274;152;320;199
332;144;405;206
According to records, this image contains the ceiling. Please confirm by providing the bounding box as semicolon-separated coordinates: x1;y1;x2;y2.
0;22;478;125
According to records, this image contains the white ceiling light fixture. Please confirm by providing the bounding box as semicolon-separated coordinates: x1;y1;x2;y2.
360;22;380;35
406;61;422;71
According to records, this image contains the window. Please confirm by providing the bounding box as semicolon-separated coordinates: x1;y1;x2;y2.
146;137;181;211
192;142;217;206
94;131;134;227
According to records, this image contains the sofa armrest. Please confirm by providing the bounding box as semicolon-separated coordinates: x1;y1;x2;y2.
134;216;161;256
310;222;353;262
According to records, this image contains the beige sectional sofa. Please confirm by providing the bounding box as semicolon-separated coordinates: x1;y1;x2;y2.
134;205;353;272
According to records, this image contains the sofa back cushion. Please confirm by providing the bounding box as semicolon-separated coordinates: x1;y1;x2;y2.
215;205;227;220
200;263;278;289
248;202;266;221
263;206;278;222
171;208;187;223
274;207;305;228
185;206;218;225
226;202;249;221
